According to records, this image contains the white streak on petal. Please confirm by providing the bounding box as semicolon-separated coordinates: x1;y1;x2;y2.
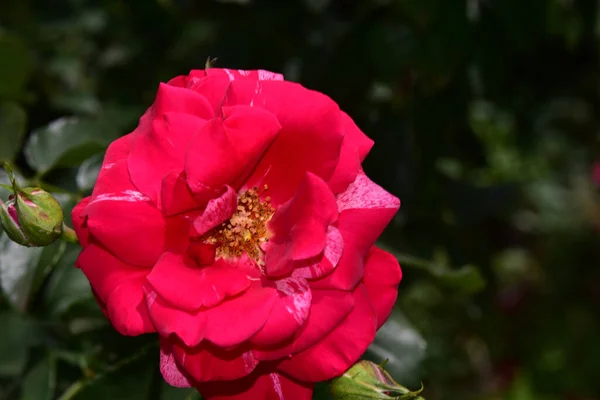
160;346;192;388
258;70;284;81
336;173;399;212
269;373;285;400
224;69;236;81
275;277;311;325
323;225;343;267
237;69;251;76
89;190;151;206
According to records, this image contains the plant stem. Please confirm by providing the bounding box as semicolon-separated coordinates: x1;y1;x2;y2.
61;224;79;244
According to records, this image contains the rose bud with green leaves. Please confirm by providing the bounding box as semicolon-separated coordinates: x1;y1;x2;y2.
0;163;65;247
330;360;424;400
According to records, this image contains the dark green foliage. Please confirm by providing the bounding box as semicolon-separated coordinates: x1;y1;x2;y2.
0;0;599;399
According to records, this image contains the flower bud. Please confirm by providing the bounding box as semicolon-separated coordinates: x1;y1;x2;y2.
12;188;64;247
0;198;29;246
330;360;424;400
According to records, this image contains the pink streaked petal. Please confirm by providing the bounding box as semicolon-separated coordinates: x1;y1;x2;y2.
106;276;155;336
192;185;237;236
145;286;207;347
277;284;377;382
363;246;402;329
172;342;258;382
265;173;338;277
252;289;354;361
292;225;343;280
146;252;251;312
205;68;284;82
185;106;281;195
197;370;313;400
337;172;400;213
202;287;278;347
160;339;193;388
250;277;312;346
309;206;398;291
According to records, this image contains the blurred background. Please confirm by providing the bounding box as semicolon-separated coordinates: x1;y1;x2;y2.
1;0;599;399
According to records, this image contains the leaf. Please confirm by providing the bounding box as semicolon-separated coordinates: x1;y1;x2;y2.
0;231;65;311
365;311;427;387
0;233;44;311
0;102;27;163
0;34;33;99
24;117;120;175
76;154;103;192
0;311;37;376
71;347;156;400
381;248;486;295
21;356;56;400
43;244;92;317
160;383;202;400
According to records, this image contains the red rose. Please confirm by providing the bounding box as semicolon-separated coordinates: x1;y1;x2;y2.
72;68;402;399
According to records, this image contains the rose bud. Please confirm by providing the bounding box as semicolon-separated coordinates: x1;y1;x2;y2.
330;360;425;400
14;188;64;246
0;198;29;246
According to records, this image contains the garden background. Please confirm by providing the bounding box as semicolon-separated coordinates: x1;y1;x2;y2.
0;0;599;399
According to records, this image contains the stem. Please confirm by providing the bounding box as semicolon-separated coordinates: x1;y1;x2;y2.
61;224;79;244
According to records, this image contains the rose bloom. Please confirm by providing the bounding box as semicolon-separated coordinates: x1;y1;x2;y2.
72;68;402;399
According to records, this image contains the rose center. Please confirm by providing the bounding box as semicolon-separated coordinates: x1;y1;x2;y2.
204;185;274;266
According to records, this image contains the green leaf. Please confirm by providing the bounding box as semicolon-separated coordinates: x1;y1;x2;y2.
76;154;103;192
21;356;56;400
365;311;427;387
0;233;44;311
381;248;486;294
160;383;202;400
44;244;92;317
0;102;27;163
0;311;36;376
0;33;33;99
0;232;65;311
70;346;156;400
24;117;120;175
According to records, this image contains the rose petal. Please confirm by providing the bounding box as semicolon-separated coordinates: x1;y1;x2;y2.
292;225;343;280
192;185;237;236
128;108;210;205
327;112;374;194
363;246;402;329
160;338;193;388
185;106;281;196
71;197;91;248
250;277;312;346
202;287;278;347
161;171;202;216
145;286;207;347
172;341;258;382
146;252;251;312
197;370;313;400
336;172;400;213
205;68;284;82
277;284;377;382
252;289;354;361
265;173;338;277
76;243;153;335
76;243;148;303
230;80;344;206
106;276;155;335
